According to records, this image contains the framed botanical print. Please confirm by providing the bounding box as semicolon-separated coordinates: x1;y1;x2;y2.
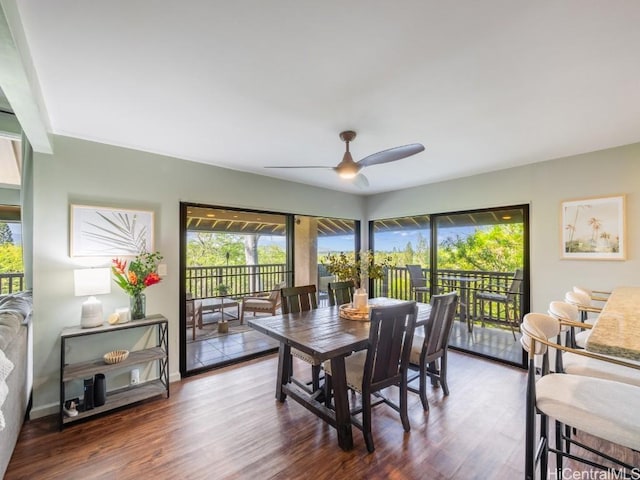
70;204;154;257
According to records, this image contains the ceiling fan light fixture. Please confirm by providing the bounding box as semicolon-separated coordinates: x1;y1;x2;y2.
335;152;360;178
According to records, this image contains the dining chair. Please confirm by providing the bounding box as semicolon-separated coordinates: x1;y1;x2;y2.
280;284;322;392
472;268;523;339
407;291;459;411
564;290;601;324
323;301;418;453
239;281;285;324
573;285;611;304
548;301;580;348
520;313;640;478
327;280;355;307
405;264;429;302
185;293;202;341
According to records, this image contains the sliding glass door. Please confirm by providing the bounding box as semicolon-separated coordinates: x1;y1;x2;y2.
370;205;529;367
180;205;360;376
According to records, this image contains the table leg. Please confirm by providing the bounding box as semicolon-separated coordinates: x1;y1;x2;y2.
330;356;354;451
276;343;291;402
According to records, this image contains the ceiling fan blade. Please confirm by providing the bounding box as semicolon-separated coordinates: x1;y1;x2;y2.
264;166;332;169
358;143;425;167
352;173;369;189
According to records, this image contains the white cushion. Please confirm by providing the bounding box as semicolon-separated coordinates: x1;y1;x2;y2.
323;350;367;392
409;334;424;365
575;330;591;348
243;299;274;310
563;352;640;387
536;373;640;452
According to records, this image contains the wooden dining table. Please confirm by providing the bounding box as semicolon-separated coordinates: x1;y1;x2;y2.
586;286;640;361
248;297;432;451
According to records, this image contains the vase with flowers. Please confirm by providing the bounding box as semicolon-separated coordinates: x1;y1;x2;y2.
321;250;392;311
112;251;163;320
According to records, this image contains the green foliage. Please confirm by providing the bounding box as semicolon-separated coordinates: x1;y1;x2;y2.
321;250;392;288
438;224;523;272
186;233;285;266
187;233;246;266
0;223;13;245
0;243;23;272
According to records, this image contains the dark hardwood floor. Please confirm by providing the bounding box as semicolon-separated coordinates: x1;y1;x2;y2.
6;351;637;479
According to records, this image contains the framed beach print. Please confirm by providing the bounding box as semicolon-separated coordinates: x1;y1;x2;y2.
561;195;625;260
70;205;155;257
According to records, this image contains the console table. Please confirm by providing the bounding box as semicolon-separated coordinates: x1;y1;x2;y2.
59;314;169;429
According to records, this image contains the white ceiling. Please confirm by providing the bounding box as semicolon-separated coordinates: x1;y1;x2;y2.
6;1;640;194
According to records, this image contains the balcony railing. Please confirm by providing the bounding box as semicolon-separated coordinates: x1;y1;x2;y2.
0;272;25;295
186;264;289;300
186;264;523;327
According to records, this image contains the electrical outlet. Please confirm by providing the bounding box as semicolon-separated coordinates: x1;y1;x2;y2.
130;368;140;385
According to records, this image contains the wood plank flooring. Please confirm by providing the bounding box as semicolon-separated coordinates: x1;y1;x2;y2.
6;351;638;479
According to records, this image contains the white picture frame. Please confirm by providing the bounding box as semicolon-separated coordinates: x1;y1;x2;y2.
70;204;154;257
561;195;625;260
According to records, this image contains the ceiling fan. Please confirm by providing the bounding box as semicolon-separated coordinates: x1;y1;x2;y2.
265;131;425;188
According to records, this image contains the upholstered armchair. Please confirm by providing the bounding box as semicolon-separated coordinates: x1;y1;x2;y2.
239;281;285;324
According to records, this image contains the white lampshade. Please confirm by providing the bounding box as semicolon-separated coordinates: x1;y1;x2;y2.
74;268;111;328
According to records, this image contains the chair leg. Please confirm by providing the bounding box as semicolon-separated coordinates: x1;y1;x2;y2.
440;354;449;396
419;361;429;411
324;373;332;407
362;394;375;453
507;303;517;341
540;414;549;480
311;364;321;393
400;375;410;432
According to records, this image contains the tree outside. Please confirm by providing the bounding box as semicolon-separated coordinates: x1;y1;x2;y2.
0;222;23;273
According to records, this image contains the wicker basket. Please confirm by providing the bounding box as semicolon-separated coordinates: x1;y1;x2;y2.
103;349;129;364
339;304;371;321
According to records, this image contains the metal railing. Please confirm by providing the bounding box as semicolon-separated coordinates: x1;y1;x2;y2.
0;272;25;295
186;264;289;300
372;266;522;327
186;264;523;327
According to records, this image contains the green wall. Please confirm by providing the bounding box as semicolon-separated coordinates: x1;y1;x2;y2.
30;134;365;417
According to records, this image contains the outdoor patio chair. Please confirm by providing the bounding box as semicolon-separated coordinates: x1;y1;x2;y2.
472;268;523;339
521;313;640;478
406;264;429;302
280;285;322;392
407;292;458;411
327;280;355;306
186;293;202;341
239;281;285;324
323;302;418;452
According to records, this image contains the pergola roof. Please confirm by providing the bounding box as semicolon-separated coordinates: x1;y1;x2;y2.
186;207;523;237
186;207;355;237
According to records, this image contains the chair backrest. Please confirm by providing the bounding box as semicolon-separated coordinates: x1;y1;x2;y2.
327;280;355;306
506;268;524;300
363;302;418;394
281;284;318;314
420;292;459;361
268;281;287;304
405;265;426;289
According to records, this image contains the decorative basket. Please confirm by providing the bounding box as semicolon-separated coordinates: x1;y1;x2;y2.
339;304;371;322
103;349;129;364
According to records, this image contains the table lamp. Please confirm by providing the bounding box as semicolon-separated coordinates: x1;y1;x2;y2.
74;268;111;328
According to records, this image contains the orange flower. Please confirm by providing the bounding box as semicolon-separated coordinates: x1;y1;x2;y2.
112;258;127;274
128;270;138;285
